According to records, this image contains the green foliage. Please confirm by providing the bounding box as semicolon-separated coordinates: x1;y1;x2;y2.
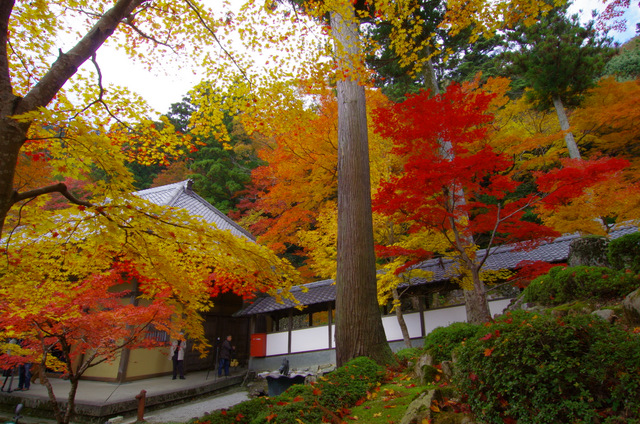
189;132;260;214
190;397;274;424
130;96;261;213
454;311;640;423
278;383;315;401
394;347;424;365
421;364;440;383
423;321;483;364
604;47;640;81
249;397;324;424
191;357;384;424
364;0;447;102
349;381;426;423
523;265;640;305
506;5;614;110
608;232;640;273
316;356;385;411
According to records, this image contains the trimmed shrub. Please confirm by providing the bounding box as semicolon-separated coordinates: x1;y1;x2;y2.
454;310;640;424
249;395;323;424
395;347;424;365
191;397;274;424
316;356;385;411
608;232;640;273
523;265;640;305
193;357;385;424
423;321;483;364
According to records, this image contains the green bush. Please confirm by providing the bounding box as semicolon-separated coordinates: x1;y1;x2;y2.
523;265;639;305
608;232;640;273
316;356;385;411
249;397;324;424
394;347;424;364
278;382;314;401
454;310;640;424
423;321;483;363
191;397;274;424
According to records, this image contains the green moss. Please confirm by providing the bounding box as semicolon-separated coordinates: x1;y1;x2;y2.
421;365;440;384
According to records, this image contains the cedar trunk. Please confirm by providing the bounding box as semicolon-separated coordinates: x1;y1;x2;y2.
331;8;394;367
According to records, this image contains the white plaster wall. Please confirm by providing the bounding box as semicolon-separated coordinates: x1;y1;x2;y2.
261;298;513;356
266;331;289;356
291;326;331;353
489;298;512;316
382;312;423;341
423;304;468;334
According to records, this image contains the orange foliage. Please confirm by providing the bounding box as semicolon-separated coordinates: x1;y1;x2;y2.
152;160;193;187
573;77;640;177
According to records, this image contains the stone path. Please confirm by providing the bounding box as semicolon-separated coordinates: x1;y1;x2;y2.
125;389;251;423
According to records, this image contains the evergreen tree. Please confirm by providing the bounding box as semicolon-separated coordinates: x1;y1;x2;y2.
364;0;508;101
128;95;261;214
505;3;615;158
364;0;446;101
189;119;261;214
604;37;640;81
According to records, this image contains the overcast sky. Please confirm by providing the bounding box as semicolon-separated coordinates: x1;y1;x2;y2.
94;1;639;114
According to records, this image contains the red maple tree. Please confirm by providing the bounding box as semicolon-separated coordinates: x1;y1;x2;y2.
372;84;628;322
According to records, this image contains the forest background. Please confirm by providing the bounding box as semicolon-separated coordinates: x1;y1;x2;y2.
122;1;640;284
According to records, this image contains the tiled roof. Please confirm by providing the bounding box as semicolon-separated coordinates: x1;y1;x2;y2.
236;279;336;316
235;226;638;316
134;180;255;241
410;226;637;284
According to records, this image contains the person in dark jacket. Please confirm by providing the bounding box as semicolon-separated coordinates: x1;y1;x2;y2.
218;335;235;377
169;337;187;380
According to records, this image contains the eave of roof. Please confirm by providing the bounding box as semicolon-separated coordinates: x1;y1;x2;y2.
235;279;336;317
235;226;638;317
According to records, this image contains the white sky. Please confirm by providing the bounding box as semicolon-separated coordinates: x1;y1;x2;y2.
94;0;639;114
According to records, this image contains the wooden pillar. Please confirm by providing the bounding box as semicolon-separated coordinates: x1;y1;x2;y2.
117;278;139;383
419;296;426;338
328;304;333;349
287;310;293;354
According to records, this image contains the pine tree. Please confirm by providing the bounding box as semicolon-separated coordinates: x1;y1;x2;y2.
506;4;615;159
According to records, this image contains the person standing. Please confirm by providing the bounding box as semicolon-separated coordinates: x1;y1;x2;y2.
15;362;31;391
169;337;186;380
218;335;235;377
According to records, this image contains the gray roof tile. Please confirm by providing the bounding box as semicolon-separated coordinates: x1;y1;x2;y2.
237;279;336;316
134;180;255;241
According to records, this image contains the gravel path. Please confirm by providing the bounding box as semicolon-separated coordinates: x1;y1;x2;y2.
128;389;251;423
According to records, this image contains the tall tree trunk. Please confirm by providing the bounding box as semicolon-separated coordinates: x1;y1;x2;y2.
331;7;395;368
552;95;581;159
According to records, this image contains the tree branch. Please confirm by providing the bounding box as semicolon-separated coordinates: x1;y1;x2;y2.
18;0;146;115
11;182;94;208
183;0;251;87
